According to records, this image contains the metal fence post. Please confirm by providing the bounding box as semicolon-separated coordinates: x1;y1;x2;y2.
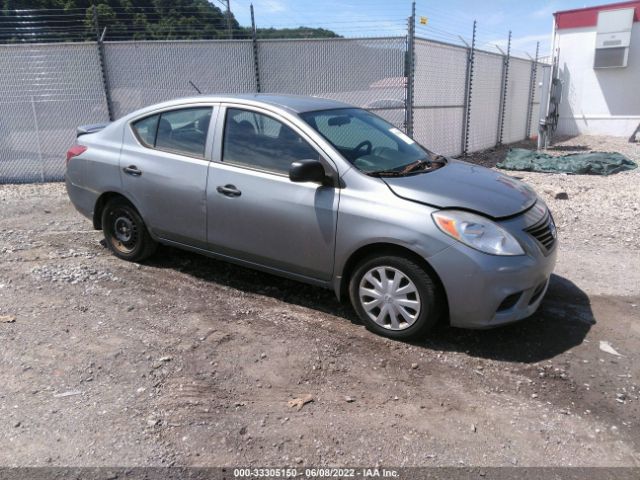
404;1;416;136
93;5;114;121
525;41;540;140
30;95;45;183
461;20;476;156
496;31;511;146
250;4;261;93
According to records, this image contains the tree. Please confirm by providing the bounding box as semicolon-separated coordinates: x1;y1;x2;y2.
1;0;340;42
256;27;339;39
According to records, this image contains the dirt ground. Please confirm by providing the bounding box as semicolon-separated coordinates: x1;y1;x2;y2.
1;135;639;467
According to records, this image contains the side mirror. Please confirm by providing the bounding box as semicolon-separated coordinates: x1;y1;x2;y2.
289;159;326;184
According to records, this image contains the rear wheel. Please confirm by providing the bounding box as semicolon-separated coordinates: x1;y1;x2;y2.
349;254;442;340
101;197;157;262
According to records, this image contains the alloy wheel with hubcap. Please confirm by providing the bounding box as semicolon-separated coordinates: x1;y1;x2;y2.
359;266;421;330
349;254;441;339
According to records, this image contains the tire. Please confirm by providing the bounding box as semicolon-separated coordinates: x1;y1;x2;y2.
101;197;157;262
349;254;442;340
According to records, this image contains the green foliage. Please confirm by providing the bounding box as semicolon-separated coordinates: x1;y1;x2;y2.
1;0;340;42
256;27;339;39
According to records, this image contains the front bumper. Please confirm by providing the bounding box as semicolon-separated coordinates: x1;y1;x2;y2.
427;212;558;329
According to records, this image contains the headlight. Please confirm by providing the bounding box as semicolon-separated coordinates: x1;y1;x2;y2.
432;210;524;256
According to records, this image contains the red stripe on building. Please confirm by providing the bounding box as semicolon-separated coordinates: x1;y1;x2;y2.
555;1;640;29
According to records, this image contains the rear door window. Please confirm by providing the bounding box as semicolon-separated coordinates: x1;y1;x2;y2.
132;114;159;148
131;107;213;158
155;108;212;158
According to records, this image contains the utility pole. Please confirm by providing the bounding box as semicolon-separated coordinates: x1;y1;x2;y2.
214;0;233;39
226;0;233;39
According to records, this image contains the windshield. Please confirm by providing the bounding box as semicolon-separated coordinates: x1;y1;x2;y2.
299;108;433;174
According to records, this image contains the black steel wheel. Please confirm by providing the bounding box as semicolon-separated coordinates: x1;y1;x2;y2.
102;197;157;262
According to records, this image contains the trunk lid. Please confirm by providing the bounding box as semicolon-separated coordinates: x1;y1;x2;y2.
76;123;109;138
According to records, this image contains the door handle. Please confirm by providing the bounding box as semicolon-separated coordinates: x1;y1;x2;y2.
123;165;142;176
216;184;242;197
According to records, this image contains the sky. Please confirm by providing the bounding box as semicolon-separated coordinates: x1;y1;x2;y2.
228;0;621;58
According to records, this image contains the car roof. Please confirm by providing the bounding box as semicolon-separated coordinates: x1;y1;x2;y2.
148;93;354;114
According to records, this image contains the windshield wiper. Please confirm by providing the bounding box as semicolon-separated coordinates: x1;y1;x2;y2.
400;159;431;174
368;157;444;177
403;155;447;172
368;162;424;177
367;168;406;177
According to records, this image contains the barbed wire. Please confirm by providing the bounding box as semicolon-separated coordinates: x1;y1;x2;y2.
0;4;546;58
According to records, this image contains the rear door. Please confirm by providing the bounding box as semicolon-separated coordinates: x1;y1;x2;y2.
120;104;218;248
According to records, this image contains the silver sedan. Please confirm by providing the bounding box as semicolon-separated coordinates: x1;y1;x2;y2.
66;94;557;340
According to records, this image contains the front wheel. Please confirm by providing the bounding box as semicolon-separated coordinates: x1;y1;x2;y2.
349;255;442;340
102;197;157;262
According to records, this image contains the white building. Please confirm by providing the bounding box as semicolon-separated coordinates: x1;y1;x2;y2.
552;1;640;137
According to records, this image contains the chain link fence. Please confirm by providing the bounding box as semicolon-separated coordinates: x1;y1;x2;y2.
258;37;407;128
502;57;533;145
413;39;467;157
0;34;549;183
0;43;109;183
467;51;503;152
104;40;257;119
528;62;546;139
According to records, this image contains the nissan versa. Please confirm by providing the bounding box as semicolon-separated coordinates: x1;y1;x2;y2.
65;94;558;340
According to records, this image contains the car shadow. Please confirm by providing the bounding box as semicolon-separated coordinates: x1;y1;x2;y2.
144;245;359;321
145;248;593;363
418;274;595;363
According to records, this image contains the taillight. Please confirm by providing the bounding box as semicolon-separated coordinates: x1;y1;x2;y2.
66;145;87;166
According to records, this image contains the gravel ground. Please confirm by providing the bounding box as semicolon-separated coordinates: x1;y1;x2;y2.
1;135;639;468
470;135;640;297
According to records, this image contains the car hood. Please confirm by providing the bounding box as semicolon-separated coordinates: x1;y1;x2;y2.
382;159;537;218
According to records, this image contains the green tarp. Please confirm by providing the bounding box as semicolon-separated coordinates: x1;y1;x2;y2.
497;148;637;176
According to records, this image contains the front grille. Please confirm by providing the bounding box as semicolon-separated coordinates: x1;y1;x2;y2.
524;210;556;253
